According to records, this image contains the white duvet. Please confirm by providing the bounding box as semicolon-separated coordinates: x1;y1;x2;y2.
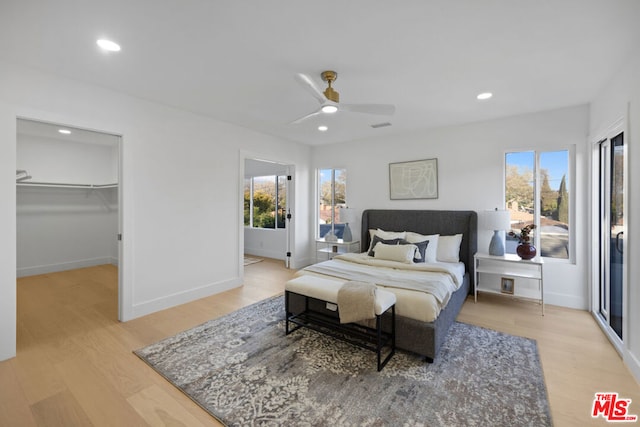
298;252;466;323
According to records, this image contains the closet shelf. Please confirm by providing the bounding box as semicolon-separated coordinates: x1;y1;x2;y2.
17;182;118;189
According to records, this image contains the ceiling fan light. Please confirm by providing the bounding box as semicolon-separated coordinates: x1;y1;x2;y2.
97;39;121;52
321;105;338;114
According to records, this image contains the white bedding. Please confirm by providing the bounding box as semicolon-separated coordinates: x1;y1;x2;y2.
297;252;466;323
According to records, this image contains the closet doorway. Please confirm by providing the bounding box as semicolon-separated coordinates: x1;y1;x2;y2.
16;118;122;324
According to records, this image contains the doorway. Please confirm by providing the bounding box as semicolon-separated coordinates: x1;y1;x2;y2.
242;157;294;269
596;129;625;343
16;118;122;320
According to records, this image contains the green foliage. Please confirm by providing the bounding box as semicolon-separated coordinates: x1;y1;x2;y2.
505;165;534;210
540;169;558;218
557;175;569;224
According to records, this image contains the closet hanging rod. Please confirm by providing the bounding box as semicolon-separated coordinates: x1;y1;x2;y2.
16;182;118;189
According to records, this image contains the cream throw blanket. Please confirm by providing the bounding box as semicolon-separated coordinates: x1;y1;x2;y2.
337;281;377;324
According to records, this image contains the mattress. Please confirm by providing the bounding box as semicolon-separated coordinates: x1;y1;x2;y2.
297;252;465;323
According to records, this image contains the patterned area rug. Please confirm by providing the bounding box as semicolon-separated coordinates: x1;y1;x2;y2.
134;296;552;426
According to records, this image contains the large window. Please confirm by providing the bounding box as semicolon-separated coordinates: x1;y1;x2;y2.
318;168;347;238
244;175;286;229
505;150;571;259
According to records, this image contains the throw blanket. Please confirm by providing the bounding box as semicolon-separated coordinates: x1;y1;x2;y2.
337;281;377;324
304;255;459;307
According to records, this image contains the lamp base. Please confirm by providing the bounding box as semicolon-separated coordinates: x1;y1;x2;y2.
488;230;505;256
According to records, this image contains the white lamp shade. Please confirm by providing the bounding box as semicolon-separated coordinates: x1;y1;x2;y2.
479;209;511;231
340;207;357;224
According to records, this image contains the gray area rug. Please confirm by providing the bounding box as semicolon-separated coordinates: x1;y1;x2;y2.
134;295;552;426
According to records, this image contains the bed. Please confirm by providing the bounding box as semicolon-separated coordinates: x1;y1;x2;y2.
290;209;477;362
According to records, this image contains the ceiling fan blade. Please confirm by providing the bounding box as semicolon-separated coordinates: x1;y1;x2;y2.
340;104;396;116
289;108;322;125
295;73;326;104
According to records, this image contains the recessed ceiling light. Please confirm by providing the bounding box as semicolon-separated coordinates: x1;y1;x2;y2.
96;39;121;52
321;105;338;114
58;129;72;135
477;92;493;100
318;125;328;132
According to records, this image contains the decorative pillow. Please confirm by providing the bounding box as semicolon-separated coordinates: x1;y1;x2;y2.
405;232;439;262
373;243;417;264
436;234;463;263
400;239;429;263
367;235;402;256
367;229;407;253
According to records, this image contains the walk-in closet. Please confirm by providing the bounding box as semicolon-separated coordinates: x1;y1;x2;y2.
16;119;120;315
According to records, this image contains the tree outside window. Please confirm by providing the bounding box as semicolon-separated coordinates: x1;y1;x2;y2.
505;150;570;259
318;169;347;238
244;175;286;229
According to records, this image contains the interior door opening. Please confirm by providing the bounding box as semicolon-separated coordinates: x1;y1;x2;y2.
16;118;122;329
243;158;294;270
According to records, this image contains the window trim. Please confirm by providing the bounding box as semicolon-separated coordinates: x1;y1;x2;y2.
316;168;347;239
504;146;575;264
244;174;287;230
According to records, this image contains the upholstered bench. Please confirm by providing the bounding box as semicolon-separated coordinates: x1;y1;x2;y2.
285;275;396;371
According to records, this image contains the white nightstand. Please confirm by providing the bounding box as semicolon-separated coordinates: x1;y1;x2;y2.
316;238;360;262
474;252;545;315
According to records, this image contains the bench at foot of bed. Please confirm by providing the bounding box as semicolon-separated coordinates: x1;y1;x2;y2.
285;275;396;372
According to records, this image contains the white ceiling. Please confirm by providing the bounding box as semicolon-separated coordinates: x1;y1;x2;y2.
2;0;639;146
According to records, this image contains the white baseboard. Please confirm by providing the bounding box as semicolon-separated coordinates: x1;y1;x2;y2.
545;291;588;310
17;257;114;277
130;277;242;320
244;247;285;261
624;349;640;386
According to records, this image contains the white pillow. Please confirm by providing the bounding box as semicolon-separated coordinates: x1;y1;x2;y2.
436;234;463;263
368;228;407;252
373;243;416;264
405;232;439;263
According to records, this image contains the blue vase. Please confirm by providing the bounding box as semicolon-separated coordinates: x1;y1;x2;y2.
342;223;353;242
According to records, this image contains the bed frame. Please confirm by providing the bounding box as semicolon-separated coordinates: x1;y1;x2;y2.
290;209;477;362
360;209;477;361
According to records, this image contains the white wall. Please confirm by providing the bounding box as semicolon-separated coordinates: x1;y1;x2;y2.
310;105;590;309
17;133;119;276
0;61;311;361
16;187;117;276
17;134;117;184
589;51;640;383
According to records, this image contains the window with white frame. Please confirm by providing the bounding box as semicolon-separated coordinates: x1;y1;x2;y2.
505;149;572;260
317;168;347;238
244;175;286;229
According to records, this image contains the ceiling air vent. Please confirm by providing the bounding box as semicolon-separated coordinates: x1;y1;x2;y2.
371;122;392;129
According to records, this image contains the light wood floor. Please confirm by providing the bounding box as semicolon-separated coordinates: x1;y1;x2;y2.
2;260;639;426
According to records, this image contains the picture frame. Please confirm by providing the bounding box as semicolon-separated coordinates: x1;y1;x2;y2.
389;158;438;200
501;277;515;294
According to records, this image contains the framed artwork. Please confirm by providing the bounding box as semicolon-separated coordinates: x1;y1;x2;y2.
389;158;438;200
501;277;515;294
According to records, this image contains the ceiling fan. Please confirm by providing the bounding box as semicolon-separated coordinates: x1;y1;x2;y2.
291;70;395;124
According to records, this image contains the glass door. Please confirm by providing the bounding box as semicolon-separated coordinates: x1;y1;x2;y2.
598;132;624;339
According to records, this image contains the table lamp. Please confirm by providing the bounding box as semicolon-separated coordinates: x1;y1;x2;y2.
480;208;511;256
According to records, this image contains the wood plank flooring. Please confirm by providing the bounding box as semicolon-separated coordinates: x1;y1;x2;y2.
2;260;639;426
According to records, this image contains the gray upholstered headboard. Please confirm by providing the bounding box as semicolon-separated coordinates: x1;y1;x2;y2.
360;210;478;287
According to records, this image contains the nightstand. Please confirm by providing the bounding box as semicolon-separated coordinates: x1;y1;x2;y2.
474;252;544;315
315;238;360;262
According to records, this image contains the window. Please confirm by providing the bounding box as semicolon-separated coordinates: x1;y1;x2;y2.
318;168;347;238
505;150;571;259
244;175;287;229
